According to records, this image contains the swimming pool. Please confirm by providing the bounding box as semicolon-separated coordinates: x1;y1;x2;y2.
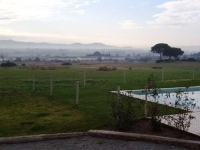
120;86;200;111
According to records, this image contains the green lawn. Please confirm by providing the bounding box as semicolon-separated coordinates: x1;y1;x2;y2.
0;62;200;137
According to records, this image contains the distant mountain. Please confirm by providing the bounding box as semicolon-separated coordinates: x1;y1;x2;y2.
180;46;200;54
0;40;135;49
68;42;118;49
191;52;200;58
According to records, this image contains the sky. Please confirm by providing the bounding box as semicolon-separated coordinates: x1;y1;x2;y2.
0;0;200;49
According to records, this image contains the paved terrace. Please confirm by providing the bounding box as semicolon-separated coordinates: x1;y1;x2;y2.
116;89;200;137
161;111;200;137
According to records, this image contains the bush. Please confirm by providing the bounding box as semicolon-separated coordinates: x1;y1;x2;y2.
61;62;72;66
155;60;164;63
48;66;56;70
145;74;195;133
187;58;196;62
152;67;162;69
155;59;171;63
1;62;17;67
144;74;162;131
108;91;135;130
34;57;41;62
163;89;196;133
148;101;162;131
179;58;196;62
139;57;151;63
98;66;116;71
55;60;64;63
15;57;22;62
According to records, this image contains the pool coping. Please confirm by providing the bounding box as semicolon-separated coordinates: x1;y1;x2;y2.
119;86;200;99
111;86;200;137
88;130;200;149
0;132;86;144
114;86;200;112
0;131;200;149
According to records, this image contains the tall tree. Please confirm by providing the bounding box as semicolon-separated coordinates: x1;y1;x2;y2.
93;51;102;56
151;43;171;60
97;57;102;62
0;54;4;62
163;47;184;59
34;57;41;62
15;57;22;62
172;48;184;59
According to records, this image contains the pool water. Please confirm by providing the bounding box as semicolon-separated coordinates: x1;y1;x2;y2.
121;86;200;110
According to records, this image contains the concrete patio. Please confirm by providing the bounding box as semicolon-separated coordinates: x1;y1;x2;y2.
161;111;200;137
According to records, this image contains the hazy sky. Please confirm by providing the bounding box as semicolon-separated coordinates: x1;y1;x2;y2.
0;0;200;48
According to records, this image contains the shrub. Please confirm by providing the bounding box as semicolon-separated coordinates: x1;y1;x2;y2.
152;67;162;69
1;62;17;67
34;57;41;62
163;89;196;133
55;60;64;63
112;67;117;70
155;59;171;63
98;66;108;71
41;67;45;70
144;74;162;131
187;58;196;62
181;59;187;61
61;62;72;66
15;57;22;62
148;97;162;131
178;58;196;62
98;66;117;71
48;66;56;70
108;91;135;130
150;106;162;131
145;74;195;133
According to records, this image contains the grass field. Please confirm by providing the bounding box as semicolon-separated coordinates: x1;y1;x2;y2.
0;61;200;137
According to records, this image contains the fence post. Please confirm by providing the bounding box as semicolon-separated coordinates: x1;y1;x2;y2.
117;86;120;102
162;69;164;82
76;81;79;105
124;70;126;84
193;68;195;80
84;70;86;87
32;74;35;92
50;75;53;95
144;91;148;118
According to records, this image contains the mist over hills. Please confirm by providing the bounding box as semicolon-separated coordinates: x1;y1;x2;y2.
0;40;135;50
0;40;199;55
179;46;200;54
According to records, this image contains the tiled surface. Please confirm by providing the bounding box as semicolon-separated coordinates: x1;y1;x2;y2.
161;112;200;136
116;90;200;137
185;112;200;136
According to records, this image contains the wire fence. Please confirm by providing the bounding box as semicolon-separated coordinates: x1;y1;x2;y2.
1;68;200;137
0;69;200;95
